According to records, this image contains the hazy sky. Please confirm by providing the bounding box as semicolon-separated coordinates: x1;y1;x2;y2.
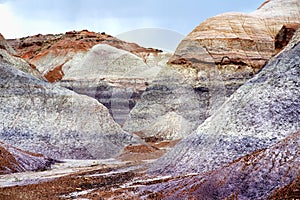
0;0;264;39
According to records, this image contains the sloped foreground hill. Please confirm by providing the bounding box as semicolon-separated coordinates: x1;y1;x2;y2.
0;35;141;160
139;130;300;199
149;28;300;176
0;61;141;159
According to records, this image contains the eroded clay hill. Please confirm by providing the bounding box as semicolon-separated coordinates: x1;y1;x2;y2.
8;30;171;125
169;0;300;86
123;0;300;140
150;28;300;176
0;61;142;159
8;30;163;83
59;44;171;125
0;35;141;160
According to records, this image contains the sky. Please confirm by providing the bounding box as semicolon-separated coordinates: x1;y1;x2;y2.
0;0;265;39
0;0;265;51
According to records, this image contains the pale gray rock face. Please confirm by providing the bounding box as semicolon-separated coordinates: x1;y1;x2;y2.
123;54;227;140
59;44;171;125
149;30;300;175
0;62;141;159
0;49;42;79
0;35;42;79
0;34;16;55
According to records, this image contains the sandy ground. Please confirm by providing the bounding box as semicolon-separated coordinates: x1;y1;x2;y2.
0;140;179;199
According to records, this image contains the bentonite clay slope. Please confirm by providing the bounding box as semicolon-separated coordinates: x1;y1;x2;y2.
59;44;171;125
8;30;162;82
0;61;141;159
0;142;54;175
149;28;300;175
123;0;300;141
123;64;213;140
0;34;42;79
141;130;300;199
8;30;169;125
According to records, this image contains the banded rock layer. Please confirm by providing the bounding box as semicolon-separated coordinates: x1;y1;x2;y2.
170;0;300;73
123;65;213;140
150;28;300;175
59;44;170;124
124;0;300;140
9;30;170;125
169;0;300;97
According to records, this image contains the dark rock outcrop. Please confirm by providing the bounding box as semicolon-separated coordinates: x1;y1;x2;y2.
275;23;300;52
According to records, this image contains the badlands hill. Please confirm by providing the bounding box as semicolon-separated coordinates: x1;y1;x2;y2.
124;0;300;140
8;30;162;83
59;44;170;124
140;130;300;199
150;27;300;175
0;0;299;199
0;35;141;160
8;30;170;125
